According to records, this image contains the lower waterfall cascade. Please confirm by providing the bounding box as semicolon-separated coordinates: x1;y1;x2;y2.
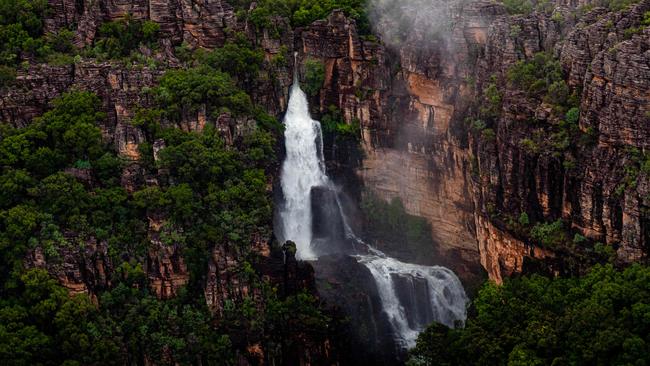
276;67;469;350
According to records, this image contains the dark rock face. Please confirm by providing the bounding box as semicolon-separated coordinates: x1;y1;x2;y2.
312;254;401;365
43;0;237;48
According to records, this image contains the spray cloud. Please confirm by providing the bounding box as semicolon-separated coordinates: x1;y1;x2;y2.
367;0;468;50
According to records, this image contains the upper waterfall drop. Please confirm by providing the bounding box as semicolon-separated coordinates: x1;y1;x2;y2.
278;73;328;260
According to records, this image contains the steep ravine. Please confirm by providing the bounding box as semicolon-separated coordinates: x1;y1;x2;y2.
1;0;649;363
275;63;468;362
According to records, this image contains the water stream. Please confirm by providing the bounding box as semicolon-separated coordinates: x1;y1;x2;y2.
276;64;468;349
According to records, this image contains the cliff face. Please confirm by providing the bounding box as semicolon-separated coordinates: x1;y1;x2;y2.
296;1;648;284
3;0;649;347
1;1;335;363
471;0;650;281
295;9;487;284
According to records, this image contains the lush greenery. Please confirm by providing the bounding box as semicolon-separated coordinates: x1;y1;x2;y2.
0;0;49;68
0;52;325;362
231;0;370;33
87;16;160;60
303;58;326;96
200;35;264;84
503;53;590;158
507;52;578;110
0;0;78;82
409;264;650;366
320;105;360;141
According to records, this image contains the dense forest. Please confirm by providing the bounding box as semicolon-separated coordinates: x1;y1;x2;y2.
0;1;337;363
1;0;649;364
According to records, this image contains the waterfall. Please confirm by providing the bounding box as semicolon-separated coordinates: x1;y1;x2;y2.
356;248;468;348
277;65;468;349
278;78;328;260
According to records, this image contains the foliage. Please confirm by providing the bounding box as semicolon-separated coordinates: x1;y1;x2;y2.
154;66;254;120
233;0;370;34
0;91;146;286
0;269;122;365
89;16;160;59
303;58;325;96
0;64;16;85
481;76;502;119
508;53;560;98
202;34;265;83
481;128;496;141
410;264;650;366
0;0;49;66
530;219;567;248
502;0;534;14
594;0;643;11
0;73;328;363
320;105;360;141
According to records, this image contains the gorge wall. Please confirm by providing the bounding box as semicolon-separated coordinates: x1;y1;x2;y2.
296;0;649;285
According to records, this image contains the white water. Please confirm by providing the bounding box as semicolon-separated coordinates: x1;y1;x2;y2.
277;69;468;349
356;248;468;348
278;81;328;260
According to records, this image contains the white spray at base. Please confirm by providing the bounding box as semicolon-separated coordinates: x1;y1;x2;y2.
277;61;468;348
356;248;468;348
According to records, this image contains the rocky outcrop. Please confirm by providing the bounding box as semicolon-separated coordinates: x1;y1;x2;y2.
26;238;113;299
44;0;238;48
297;8;493;284
295;1;649;285
475;215;556;283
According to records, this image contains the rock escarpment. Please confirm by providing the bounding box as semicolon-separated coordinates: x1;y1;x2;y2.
294;1;648;284
2;0;649;358
470;0;650;280
1;1;330;363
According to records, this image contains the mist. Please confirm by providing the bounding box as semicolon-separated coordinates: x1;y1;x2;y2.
367;0;468;49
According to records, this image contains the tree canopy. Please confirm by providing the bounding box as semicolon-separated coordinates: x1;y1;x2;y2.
409;264;650;366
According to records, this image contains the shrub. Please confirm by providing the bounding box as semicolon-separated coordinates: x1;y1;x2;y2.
202;34;264;82
480;75;503;119
303;58;325;96
530;220;567;248
321;106;360;141
481;128;496;141
502;0;533;14
518;212;530;226
0;64;16;86
154;66;253;119
91;16;160;59
520;138;540;154
0;0;49;66
565;107;580;124
507;52;574;110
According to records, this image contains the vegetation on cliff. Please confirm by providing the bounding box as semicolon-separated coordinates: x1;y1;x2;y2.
230;0;370;32
0;50;329;364
410;264;650;365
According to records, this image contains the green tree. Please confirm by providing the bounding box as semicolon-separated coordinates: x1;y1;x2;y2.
303;58;325;96
410;264;650;366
